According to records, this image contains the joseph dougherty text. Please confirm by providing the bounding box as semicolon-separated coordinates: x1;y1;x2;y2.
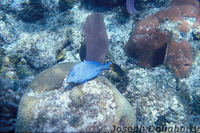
111;125;200;132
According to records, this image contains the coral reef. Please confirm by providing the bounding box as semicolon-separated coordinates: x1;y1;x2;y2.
1;54;20;91
22;30;71;69
125;0;198;78
0;71;20;132
169;0;199;6
59;0;77;11
16;66;32;79
82;0;125;7
56;49;67;62
0;51;33;88
97;0;120;5
0;0;199;132
15;62;136;132
0;71;11;91
0;36;5;47
0;48;7;70
1;1;76;69
17;0;44;22
7;53;23;66
0;48;35;132
126;66;200;129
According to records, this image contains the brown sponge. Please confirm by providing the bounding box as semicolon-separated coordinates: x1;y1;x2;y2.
165;40;192;78
125;15;169;69
125;0;196;78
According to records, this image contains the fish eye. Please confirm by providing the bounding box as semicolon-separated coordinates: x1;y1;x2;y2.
71;72;75;76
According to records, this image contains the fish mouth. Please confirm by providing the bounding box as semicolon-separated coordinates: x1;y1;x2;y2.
66;78;76;83
66;77;71;83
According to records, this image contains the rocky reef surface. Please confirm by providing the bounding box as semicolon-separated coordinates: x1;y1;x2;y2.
0;0;200;132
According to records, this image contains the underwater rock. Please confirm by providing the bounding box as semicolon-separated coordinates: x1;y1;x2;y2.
16;66;32;79
0;71;11;91
23;30;70;69
17;0;44;23
15;62;136;132
126;66;200;129
169;0;199;7
59;0;77;11
0;48;7;70
56;49;67;62
0;71;22;133
7;53;23;66
96;0;124;6
0;36;5;47
82;0;125;8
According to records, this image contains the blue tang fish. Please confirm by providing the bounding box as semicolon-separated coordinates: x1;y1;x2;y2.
67;61;111;84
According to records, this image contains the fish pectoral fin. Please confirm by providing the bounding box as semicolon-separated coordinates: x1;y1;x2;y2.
85;70;101;82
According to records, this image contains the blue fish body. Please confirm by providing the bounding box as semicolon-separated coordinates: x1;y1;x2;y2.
66;61;111;84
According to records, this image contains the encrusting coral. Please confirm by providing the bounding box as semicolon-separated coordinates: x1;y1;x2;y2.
15;62;136;132
125;0;196;78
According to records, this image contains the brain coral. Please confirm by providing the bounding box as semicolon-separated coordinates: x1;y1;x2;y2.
15;62;136;132
125;0;196;78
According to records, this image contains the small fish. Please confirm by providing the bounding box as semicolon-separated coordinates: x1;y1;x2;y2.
109;63;125;77
67;61;111;84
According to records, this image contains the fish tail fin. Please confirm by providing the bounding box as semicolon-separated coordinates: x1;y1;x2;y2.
98;62;112;70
